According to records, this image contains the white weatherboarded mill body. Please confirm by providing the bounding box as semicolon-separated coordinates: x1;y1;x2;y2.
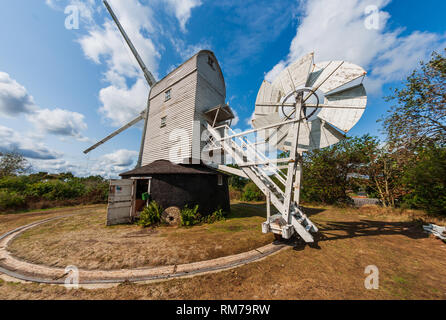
141;50;227;165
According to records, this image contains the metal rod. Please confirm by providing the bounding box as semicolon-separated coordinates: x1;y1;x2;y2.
266;192;271;222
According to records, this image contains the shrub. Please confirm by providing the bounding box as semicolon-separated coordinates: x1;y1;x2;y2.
180;205;201;226
0;190;26;211
241;182;264;202
137;201;163;227
401;146;446;215
0;175;31;193
229;186;242;201
25;179;87;200
203;207;226;224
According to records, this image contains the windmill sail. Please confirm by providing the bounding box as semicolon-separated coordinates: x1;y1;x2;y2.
103;0;157;87
84;1;158;158
252;54;367;152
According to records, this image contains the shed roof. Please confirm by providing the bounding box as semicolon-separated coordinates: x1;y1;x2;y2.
120;160;224;177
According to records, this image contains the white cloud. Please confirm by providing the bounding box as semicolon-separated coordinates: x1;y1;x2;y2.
48;0;204;129
266;0;446;94
100;149;138;167
27;108;89;142
78;20;158;83
76;0;160;126
99;79;148;126
90;149;139;178
231;109;239;127
0;72;37;117
171;38;211;60
0;71;89;141
265;62;286;83
163;0;202;32
0;125;62;160
29;158;79;174
245;111;255;128
29;149;138;178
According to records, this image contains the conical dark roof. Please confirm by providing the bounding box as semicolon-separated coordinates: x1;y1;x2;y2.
120;160;222;177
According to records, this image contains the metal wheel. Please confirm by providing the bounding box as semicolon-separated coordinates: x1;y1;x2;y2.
281;87;320;121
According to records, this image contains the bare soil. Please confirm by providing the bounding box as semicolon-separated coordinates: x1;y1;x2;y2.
1;203;446;300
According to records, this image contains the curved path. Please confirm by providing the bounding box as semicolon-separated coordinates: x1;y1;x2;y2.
0;212;287;285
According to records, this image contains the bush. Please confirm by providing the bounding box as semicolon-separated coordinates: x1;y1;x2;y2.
229;186;242;201
180;205;201;226
25;179;87;200
0;175;32;193
203;207;226;224
137;201;163;227
401;146;446;215
241;182;264;202
0;190;26;211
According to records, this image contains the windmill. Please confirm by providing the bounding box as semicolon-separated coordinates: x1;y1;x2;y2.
84;1;236;226
86;2;368;243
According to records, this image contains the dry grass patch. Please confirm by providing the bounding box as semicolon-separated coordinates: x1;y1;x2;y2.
8;203;274;270
0;205;105;235
1;203;445;300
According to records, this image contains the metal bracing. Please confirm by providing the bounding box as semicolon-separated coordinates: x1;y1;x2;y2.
207;119;317;243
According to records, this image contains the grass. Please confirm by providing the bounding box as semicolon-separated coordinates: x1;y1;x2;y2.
7;203;274;270
0;203;445;300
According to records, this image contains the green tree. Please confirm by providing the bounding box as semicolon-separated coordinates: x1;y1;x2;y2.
364;145;408;207
0;152;30;178
302;135;379;204
401;146;446;215
382;49;446;148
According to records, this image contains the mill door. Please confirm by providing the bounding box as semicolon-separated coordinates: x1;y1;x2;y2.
106;179;136;226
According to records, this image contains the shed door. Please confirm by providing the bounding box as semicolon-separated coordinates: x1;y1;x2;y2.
106;179;135;226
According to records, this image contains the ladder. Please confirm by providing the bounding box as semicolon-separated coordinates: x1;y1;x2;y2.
206;124;318;243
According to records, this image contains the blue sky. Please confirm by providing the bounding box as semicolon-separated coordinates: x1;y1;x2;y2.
0;0;445;177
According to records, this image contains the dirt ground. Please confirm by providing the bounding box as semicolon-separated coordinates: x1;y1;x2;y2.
7;203;274;270
0;203;445;300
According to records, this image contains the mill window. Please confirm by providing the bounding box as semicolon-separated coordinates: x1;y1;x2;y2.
160;116;167;128
165;89;172;101
217;174;223;186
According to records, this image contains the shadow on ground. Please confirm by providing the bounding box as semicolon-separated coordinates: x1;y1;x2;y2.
318;220;427;241
290;219;429;251
231;203;429;251
230;203;326;219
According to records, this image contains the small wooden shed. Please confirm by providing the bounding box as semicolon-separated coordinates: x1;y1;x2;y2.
106;160;230;226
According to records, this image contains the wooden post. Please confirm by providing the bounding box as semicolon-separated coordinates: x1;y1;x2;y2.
293;153;303;206
147;178;152;207
266;191;271;222
282;98;303;223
